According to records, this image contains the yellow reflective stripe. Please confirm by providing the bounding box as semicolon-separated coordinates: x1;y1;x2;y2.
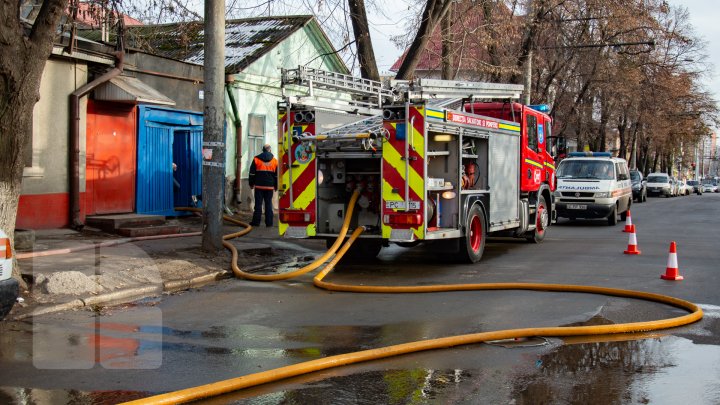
381;224;392;239
544;161;555;170
278;223;316;237
524;158;543;169
383;141;424;199
411;107;425;159
295;177;316;209
382;178;401;202
499;123;521;132
278;112;288;151
427;109;444;119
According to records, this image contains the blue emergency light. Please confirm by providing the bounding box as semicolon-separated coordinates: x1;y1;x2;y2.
528;104;550;113
568;151;613;157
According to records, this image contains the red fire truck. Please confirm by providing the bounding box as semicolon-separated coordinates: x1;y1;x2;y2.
277;66;556;262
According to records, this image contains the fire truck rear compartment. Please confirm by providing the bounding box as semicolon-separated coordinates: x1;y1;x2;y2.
317;157;382;236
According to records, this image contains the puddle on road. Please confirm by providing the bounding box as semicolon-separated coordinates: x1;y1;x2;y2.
2;309;720;404
214;336;720;405
0;387;149;405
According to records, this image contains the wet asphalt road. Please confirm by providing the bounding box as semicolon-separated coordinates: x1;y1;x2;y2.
1;193;719;404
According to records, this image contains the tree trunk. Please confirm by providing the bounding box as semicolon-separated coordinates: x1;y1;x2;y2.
395;0;453;80
1;0;69;287
441;3;453;80
348;0;380;81
481;0;501;82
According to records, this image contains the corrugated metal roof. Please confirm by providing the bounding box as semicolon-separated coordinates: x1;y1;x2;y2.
120;15;314;74
94;75;176;105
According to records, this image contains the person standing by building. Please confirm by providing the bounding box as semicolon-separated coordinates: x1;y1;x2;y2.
249;144;278;227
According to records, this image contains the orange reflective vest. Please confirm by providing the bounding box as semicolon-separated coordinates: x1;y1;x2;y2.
249;153;278;190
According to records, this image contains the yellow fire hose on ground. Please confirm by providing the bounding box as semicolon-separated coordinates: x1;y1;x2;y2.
127;192;703;405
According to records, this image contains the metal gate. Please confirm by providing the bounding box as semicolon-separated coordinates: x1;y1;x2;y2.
136;106;203;216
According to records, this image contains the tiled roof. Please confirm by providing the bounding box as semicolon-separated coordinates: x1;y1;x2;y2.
96;15;316;73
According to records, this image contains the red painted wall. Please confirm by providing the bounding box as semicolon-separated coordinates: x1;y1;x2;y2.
16;193;86;229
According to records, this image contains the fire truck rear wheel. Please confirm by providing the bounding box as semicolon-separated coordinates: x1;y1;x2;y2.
461;205;486;263
526;195;548;243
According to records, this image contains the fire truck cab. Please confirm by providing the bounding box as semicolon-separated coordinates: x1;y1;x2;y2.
277;67;556;262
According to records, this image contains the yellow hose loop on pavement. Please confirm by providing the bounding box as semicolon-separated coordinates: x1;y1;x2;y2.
124;201;704;405
226;190;361;281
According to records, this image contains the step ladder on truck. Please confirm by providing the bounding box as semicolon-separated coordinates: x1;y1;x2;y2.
277;65;558;262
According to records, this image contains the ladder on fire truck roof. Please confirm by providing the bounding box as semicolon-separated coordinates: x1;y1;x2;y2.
391;78;524;103
320;115;384;139
281;65;393;113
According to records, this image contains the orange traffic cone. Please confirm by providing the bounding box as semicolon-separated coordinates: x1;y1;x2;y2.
661;241;683;280
623;225;641;255
622;210;633;232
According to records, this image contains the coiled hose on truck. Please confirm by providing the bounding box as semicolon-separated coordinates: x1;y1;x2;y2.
126;191;703;405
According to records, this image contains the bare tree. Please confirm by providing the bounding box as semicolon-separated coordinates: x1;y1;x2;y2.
395;0;453;79
1;0;71;285
348;0;380;80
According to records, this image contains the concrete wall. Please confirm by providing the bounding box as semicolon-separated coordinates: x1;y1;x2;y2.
226;25;347;211
125;51;204;112
18;58;88;229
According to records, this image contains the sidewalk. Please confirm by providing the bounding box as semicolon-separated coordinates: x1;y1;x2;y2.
11;213;324;320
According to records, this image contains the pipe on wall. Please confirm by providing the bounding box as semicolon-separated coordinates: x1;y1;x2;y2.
225;75;243;205
69;51;124;229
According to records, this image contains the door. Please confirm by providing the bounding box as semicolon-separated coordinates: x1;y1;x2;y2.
136;106;204;216
172;129;203;209
86;101;137;215
521;108;544;192
136;125;174;215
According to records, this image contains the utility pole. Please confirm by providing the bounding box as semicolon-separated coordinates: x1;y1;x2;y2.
522;0;535;105
202;0;226;252
523;49;532;105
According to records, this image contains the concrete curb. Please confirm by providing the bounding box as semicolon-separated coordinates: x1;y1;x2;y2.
12;258;298;321
163;271;232;293
82;285;163;307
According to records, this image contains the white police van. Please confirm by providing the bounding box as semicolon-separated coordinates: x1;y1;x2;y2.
0;229;18;320
554;152;632;226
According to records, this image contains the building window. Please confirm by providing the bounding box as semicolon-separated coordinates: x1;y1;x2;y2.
247;114;266;158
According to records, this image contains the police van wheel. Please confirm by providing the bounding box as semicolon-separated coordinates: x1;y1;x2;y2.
607;205;618;226
526;195;548;244
461;205;486;263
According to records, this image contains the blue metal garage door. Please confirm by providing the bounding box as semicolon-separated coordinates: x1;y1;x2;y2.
137;106;203;216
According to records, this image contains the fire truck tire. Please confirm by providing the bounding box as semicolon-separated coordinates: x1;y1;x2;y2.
461;205;486;263
607;205;618;226
526;195;548;243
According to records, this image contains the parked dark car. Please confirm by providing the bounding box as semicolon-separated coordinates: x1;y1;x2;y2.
686;179;702;195
630;169;647;202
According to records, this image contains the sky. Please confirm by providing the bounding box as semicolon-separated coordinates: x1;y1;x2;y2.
367;0;720;101
675;0;720;99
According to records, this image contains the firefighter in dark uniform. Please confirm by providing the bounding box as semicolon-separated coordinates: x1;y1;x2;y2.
249;144;278;227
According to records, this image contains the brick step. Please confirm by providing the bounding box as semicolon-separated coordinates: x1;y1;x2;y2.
116;224;182;237
86;214;166;232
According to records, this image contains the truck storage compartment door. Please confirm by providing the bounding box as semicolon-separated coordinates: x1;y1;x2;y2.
488;127;520;229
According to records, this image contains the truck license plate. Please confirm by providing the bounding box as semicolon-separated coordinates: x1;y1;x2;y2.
385;200;420;210
567;204;587;210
